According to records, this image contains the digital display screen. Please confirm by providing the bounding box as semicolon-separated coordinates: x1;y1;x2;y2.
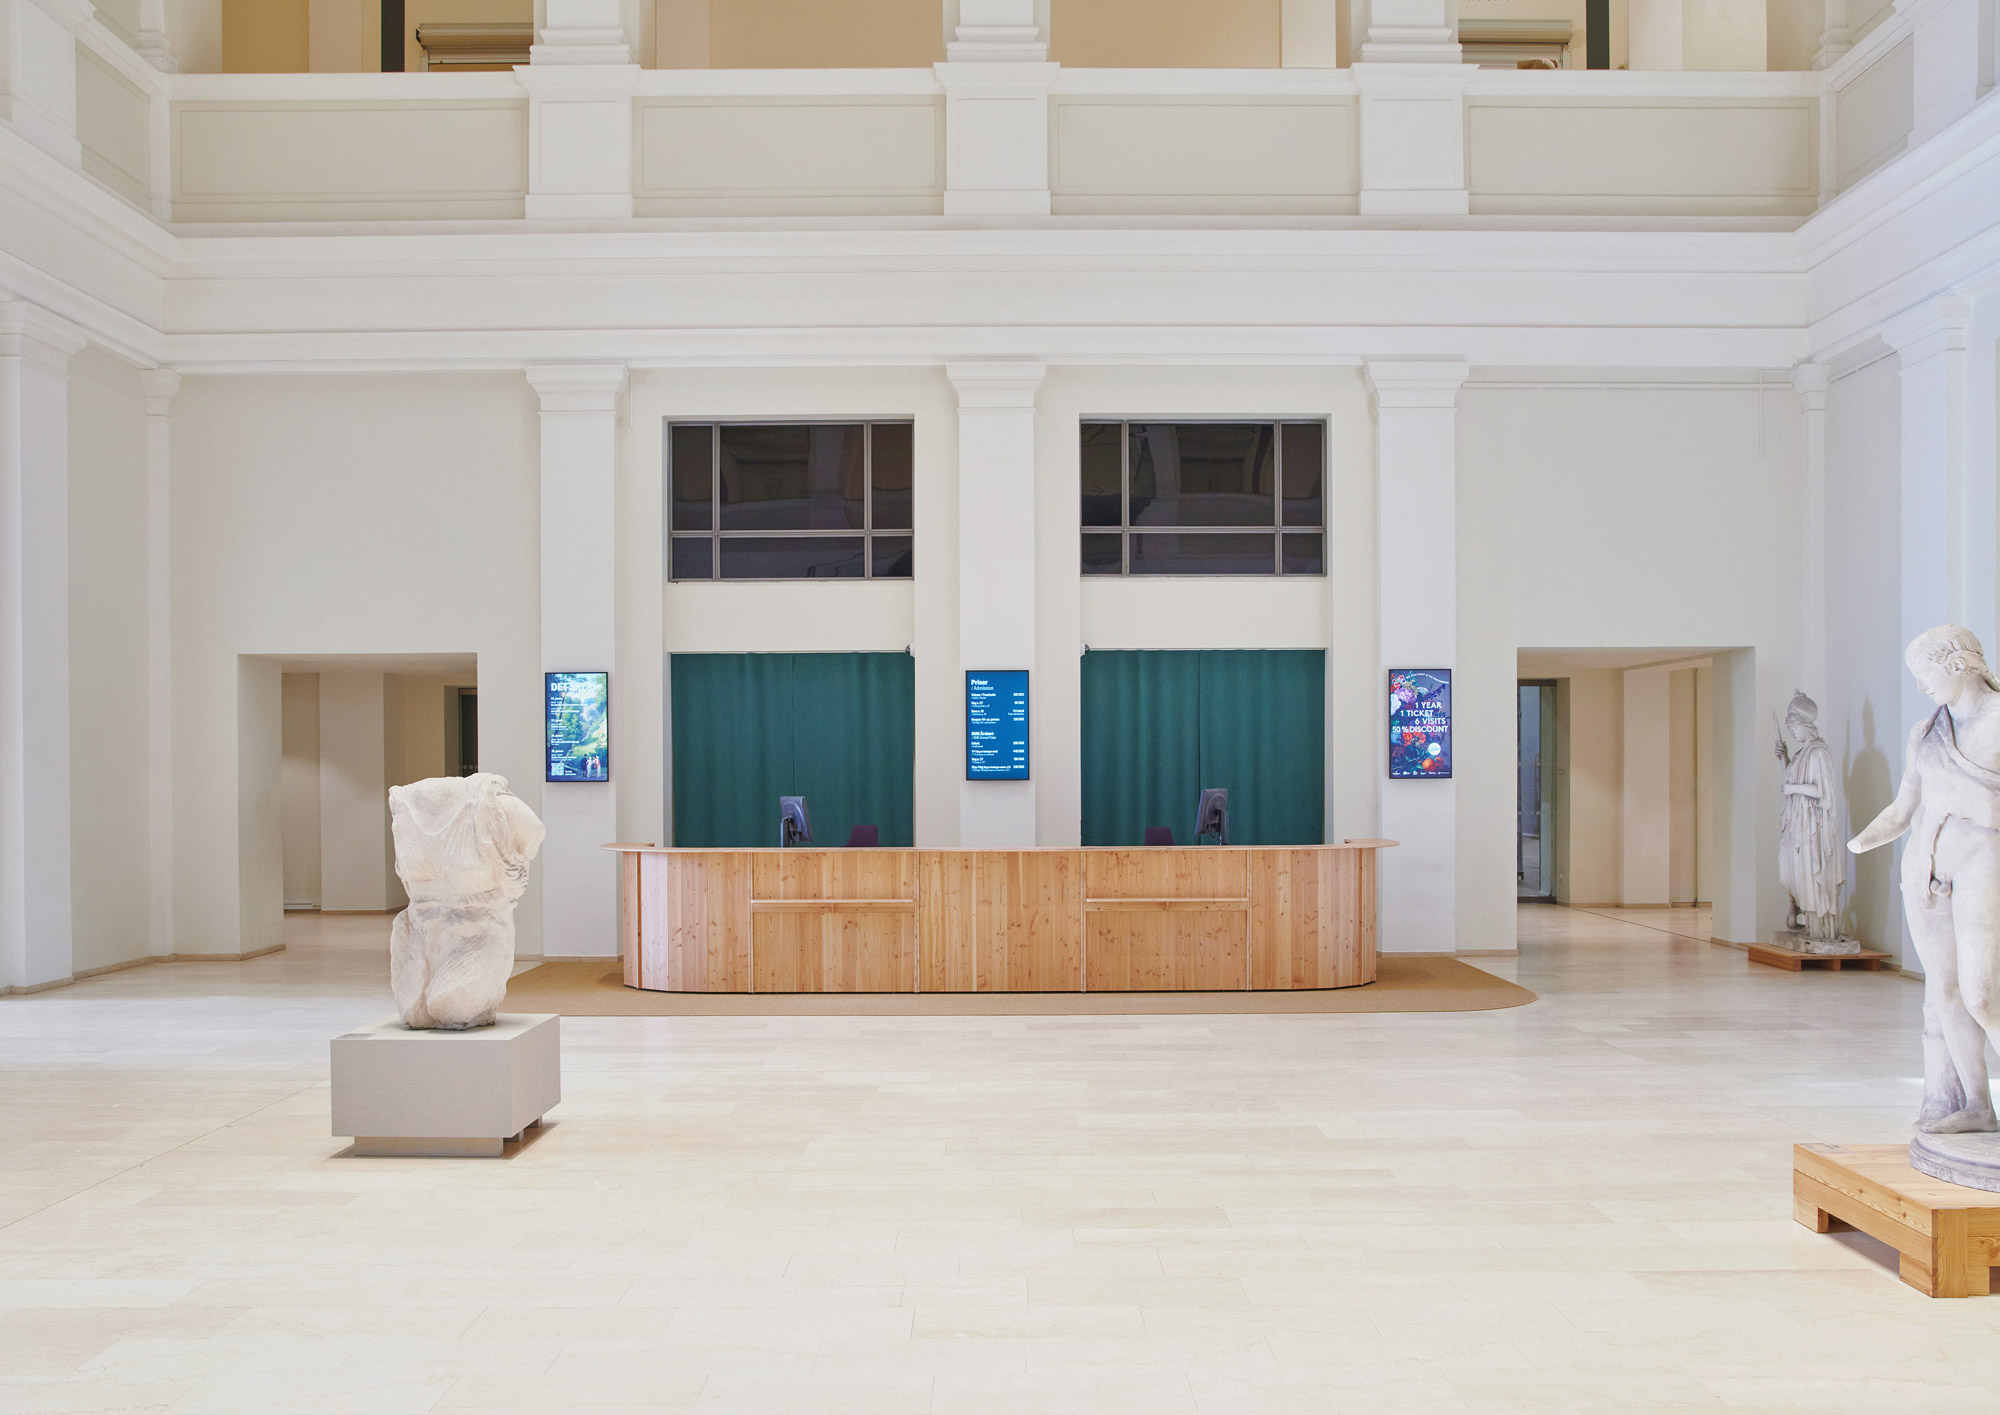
966;670;1030;781
1388;669;1451;779
546;671;610;782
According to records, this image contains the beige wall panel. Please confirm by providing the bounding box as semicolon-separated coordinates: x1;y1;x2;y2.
1051;98;1356;216
634;98;942;215
708;0;942;68
76;46;152;208
1845;0;1895;39
172;101;528;220
1053;0;1281;67
223;0;309;71
94;0;142;45
280;674;322;909
1834;38;1912;189
1764;0;1820;71
310;0;379;71
1468;100;1816;215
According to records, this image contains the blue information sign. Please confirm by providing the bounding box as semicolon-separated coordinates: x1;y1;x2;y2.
966;670;1030;781
546;671;610;782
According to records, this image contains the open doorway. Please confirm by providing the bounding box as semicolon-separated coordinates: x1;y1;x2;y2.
1518;680;1557;900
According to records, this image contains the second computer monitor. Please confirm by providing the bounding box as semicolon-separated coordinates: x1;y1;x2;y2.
1194;788;1229;845
779;795;812;847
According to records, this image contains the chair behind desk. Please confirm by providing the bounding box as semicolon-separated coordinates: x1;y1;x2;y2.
846;824;880;848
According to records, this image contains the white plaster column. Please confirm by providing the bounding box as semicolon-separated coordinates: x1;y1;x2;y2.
1352;0;1469;214
935;0;1056;216
0;0;95;166
141;367;179;958
1361;0;1460;60
135;0;176;69
1366;358;1467;953
949;361;1043;847
522;0;640;220
1809;0;1850;69
529;363;625;956
1792;361;1828;692
0;301;85;993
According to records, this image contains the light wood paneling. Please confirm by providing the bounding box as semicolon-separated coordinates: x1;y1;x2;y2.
1249;846;1374;989
1085;906;1249;991
751;850;917;903
620;851;641;988
918;851;1085;992
1084;848;1250;902
753;908;917;992
642;851;752;992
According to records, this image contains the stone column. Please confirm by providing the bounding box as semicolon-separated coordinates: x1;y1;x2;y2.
521;0;640;219
141;368;179;959
0;0;95;166
1365;358;1467;953
949;361;1043;847
1352;0;1472;218
935;0;1056;216
1791;362;1829;692
529;364;625;956
0;301;85;993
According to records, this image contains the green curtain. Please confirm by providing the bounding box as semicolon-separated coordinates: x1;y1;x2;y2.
671;653;914;847
1081;649;1325;846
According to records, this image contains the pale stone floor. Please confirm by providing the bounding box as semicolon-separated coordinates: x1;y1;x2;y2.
2;906;1994;1413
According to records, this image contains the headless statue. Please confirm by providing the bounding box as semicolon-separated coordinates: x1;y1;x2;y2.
1850;627;2000;1137
1776;691;1855;953
388;774;545;1030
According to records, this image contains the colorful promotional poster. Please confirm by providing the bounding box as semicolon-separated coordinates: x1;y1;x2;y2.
1388;669;1452;779
546;671;610;782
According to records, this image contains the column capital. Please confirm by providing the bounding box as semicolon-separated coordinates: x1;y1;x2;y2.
140;367;182;416
947;360;1047;409
1883;294;1971;367
1789;361;1830;408
0;301;88;377
946;0;1047;62
530;0;634;63
526;363;628;414
1364;358;1470;410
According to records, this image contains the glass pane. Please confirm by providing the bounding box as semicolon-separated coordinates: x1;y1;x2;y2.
719;536;866;580
1281;423;1324;527
669;424;713;531
1127;531;1275;576
719;424;864;530
1282;532;1324;575
870;535;913;578
1080;422;1123;527
1129;424;1275;528
870;424;913;530
669;535;713;581
1081;532;1123;576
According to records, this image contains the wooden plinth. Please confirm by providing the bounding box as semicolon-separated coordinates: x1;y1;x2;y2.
1749;942;1891;972
1794;1142;2000;1297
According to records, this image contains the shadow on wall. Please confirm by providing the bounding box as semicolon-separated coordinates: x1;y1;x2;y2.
1841;697;1894;948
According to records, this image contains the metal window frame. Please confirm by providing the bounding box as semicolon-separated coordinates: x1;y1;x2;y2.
1083;418;1326;578
666;419;915;583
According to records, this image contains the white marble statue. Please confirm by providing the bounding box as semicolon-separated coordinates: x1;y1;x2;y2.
1850;628;2000;1177
388;773;545;1030
1775;690;1856;953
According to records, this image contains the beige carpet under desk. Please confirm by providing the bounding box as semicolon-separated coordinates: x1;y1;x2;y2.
502;955;1536;1016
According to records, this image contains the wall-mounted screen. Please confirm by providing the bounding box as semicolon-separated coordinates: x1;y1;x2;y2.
966;670;1030;781
1388;669;1451;779
546;671;610;782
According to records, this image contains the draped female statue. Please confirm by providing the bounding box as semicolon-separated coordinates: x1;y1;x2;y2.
1850;627;2000;1182
1776;690;1852;952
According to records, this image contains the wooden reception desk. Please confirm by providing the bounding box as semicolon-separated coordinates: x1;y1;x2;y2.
604;842;1394;994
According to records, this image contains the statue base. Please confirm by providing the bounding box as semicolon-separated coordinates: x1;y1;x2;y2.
1777;927;1862;957
1796;1142;1999;1297
330;1013;560;1157
1910;1131;2000;1194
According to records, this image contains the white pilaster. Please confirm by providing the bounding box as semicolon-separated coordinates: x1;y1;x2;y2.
141;367;178;958
529;363;625;956
1360;0;1460;61
949;360;1043;847
1353;63;1475;216
0;300;85;993
1791;362;1828;692
0;0;96;166
936;0;1055;217
1366;357;1467;953
532;0;637;62
135;0;175;70
523;0;639;220
1808;0;1850;69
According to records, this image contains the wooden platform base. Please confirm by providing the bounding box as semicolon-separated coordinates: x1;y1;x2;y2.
1749;942;1891;972
1794;1142;2000;1297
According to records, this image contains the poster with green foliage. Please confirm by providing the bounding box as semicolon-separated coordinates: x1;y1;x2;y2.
546;672;609;781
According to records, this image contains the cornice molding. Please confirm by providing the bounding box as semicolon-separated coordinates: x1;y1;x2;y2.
0;300;90;375
946;360;1047;408
1881;293;1972;363
1364;357;1471;410
139;366;181;413
525;362;629;413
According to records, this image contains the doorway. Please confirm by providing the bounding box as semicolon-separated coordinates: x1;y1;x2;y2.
1518;680;1557;900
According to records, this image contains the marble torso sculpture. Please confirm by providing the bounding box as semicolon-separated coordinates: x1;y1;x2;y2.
1850;627;2000;1187
1775;691;1855;953
388;774;545;1030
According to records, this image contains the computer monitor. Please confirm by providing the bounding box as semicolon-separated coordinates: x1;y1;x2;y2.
1194;788;1228;845
779;796;812;847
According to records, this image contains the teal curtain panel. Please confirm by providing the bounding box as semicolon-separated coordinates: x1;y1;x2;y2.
671;652;915;847
1081;649;1325;846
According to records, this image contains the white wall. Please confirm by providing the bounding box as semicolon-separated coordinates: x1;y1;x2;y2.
171;373;541;956
1560;668;1623;905
1621;664;1672;905
318;669;393;910
280;671;321;906
67;349;152;976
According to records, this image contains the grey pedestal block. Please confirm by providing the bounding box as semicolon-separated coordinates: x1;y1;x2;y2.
330;1013;560;1157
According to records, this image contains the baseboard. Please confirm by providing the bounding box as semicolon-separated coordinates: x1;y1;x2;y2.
522;953;619;963
1393;949;1520;959
172;944;286;962
2;943;286;997
72;956;158;980
317;909;396;916
0;975;77;997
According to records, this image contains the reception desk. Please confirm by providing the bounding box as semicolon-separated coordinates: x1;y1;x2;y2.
604;842;1394;994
